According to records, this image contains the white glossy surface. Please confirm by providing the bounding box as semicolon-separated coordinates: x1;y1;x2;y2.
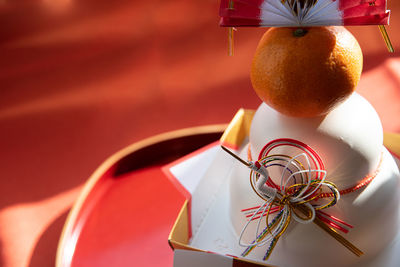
249;93;383;189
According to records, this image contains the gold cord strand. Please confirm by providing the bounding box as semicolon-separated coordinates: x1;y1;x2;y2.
228;0;235;56
228;27;234;56
378;25;394;53
313;216;364;257
297;205;364;257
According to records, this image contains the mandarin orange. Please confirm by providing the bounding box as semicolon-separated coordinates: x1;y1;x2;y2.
250;26;363;117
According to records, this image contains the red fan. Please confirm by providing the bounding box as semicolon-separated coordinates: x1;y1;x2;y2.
219;0;390;26
219;0;393;53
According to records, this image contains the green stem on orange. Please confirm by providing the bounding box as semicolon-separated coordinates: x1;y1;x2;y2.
293;28;308;37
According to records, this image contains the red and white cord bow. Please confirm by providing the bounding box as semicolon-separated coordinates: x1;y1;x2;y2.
221;141;363;261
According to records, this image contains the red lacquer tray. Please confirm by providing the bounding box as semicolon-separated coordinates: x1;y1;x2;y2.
56;125;226;267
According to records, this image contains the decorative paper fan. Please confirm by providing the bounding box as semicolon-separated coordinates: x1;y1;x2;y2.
219;0;393;54
219;0;390;26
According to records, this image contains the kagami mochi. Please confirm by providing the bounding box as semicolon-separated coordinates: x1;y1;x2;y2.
168;1;396;266
226;25;399;267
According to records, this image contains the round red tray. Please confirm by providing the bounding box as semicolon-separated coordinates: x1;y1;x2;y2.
56;125;226;267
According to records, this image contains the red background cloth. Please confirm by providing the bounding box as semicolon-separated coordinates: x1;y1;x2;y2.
0;1;399;266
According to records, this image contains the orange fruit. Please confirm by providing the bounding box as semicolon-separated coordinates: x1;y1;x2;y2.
250;26;363;117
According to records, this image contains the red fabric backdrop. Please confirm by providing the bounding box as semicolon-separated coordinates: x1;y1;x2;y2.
0;1;399;266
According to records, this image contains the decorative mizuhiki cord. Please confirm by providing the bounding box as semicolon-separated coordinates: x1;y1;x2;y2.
247;139;383;197
221;138;382;261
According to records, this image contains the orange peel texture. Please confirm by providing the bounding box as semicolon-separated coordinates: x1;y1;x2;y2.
250;26;363;117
